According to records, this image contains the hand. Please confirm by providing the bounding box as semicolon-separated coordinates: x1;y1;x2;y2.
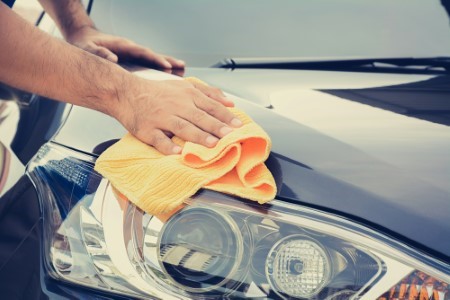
66;26;185;69
113;78;240;155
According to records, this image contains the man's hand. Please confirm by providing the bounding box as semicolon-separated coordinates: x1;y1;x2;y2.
38;0;185;69
113;78;241;155
1;0;238;154
65;26;185;69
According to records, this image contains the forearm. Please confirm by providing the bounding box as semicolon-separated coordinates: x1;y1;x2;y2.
39;0;186;68
37;0;94;39
0;2;239;155
0;2;130;116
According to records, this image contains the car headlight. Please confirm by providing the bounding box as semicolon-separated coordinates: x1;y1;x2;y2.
27;143;449;299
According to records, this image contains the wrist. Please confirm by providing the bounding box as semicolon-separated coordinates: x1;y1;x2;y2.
37;0;96;40
63;22;96;42
73;51;135;120
104;71;144;122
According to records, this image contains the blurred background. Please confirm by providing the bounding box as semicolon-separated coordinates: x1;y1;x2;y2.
12;0;42;22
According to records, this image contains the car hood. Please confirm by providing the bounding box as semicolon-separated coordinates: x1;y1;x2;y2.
53;68;450;262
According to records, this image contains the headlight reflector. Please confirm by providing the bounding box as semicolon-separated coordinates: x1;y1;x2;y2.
266;235;331;298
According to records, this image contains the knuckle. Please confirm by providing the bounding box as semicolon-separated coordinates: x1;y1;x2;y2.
203;117;222;131
194;131;208;143
85;42;97;49
96;50;109;58
149;134;166;147
177;124;207;144
151;106;165;116
172;118;187;131
203;102;218;115
185;87;198;97
94;47;105;54
195;136;204;144
215;109;234;124
192;110;207;123
86;46;100;55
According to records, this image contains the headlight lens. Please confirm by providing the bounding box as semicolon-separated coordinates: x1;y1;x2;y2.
154;207;244;293
28;143;449;299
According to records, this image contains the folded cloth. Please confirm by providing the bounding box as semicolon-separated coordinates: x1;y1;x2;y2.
95;88;276;215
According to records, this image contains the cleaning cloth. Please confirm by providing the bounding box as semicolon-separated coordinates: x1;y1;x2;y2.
95;94;276;215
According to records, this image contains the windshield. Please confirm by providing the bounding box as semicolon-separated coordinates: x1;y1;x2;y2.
91;0;450;67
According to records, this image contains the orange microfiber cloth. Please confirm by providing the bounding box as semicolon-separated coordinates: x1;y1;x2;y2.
94;88;276;215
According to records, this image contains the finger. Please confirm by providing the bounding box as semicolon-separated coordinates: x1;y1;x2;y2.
93;46;119;63
146;53;172;69
183;109;233;138
167;116;219;148
122;43;172;69
195;95;242;128
164;56;185;69
192;82;234;107
171;68;185;77
137;129;181;155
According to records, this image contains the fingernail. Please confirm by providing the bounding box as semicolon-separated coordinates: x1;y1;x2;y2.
231;118;242;127
206;136;219;146
224;97;235;107
172;146;182;154
220;126;233;136
177;60;185;65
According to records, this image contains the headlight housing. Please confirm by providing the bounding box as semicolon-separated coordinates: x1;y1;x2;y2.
28;143;450;299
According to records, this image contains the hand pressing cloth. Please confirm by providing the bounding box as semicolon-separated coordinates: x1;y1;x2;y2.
95;93;276;216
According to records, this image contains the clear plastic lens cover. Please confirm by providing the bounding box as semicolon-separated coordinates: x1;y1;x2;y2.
27;144;450;299
377;270;449;300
